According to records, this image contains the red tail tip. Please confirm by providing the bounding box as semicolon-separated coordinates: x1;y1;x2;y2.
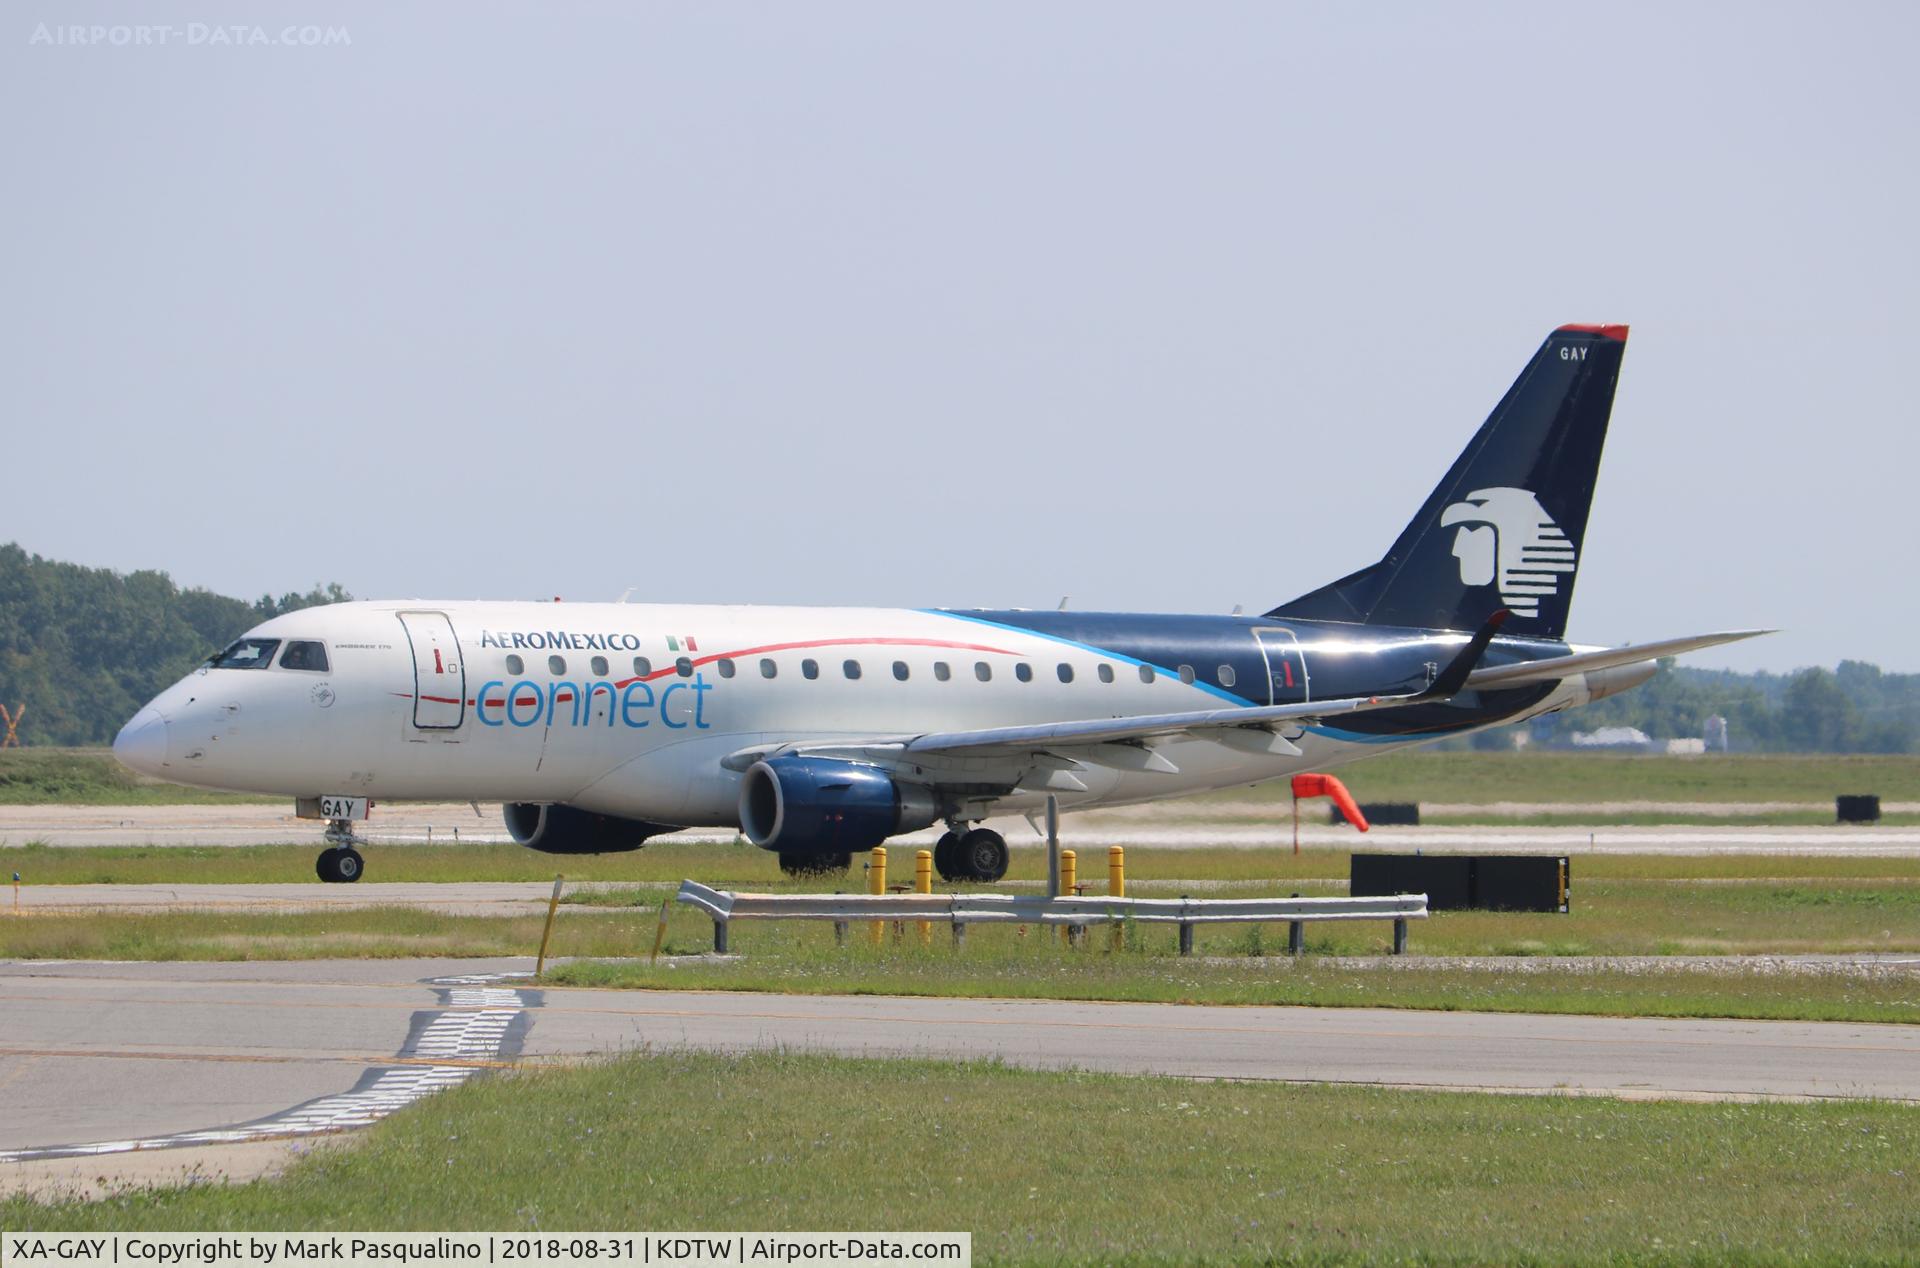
1556;323;1629;341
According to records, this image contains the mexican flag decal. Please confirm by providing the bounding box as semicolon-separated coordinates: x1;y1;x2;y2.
665;635;699;653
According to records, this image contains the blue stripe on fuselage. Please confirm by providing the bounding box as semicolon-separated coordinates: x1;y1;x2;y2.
925;609;1259;706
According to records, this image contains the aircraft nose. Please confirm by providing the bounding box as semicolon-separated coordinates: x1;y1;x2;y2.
112;707;170;776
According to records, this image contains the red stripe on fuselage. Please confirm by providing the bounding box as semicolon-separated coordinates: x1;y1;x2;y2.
399;634;1026;709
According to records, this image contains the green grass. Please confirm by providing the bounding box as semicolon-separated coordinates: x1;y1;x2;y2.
14;837;1920;887
0;748;271;805
1259;750;1920;805
5;895;1917;1023
7;1051;1919;1264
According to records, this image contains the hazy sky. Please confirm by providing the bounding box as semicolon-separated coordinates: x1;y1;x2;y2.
5;4;1915;672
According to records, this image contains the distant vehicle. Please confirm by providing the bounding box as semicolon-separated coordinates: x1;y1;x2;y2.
114;324;1763;882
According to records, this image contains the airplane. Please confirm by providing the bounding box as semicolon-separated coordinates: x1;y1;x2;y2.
112;323;1765;882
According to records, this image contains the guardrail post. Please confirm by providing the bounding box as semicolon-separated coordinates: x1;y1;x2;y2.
1178;895;1194;956
869;847;887;946
1046;794;1061;898
951;918;966;949
834;919;848;947
916;849;933;946
535;874;565;978
713;917;729;954
1288;921;1304;955
1392;917;1407;955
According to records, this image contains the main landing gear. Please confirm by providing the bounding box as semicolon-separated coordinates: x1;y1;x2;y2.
933;825;1009;884
316;819;365;884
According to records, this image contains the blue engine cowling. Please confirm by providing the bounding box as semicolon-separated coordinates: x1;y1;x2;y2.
738;757;938;854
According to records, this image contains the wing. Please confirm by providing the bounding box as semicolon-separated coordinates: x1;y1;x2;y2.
1466;629;1772;690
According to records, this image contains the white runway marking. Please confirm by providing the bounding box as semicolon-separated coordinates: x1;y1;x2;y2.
0;978;529;1162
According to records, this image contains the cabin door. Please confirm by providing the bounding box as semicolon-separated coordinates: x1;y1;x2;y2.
398;611;466;729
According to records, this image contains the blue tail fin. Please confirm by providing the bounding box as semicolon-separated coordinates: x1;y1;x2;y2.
1269;324;1628;638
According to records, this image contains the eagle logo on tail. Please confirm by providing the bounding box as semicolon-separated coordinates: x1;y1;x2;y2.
1439;487;1576;618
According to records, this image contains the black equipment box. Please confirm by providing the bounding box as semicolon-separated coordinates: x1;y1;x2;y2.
1330;801;1421;826
1350;853;1569;913
1836;794;1881;824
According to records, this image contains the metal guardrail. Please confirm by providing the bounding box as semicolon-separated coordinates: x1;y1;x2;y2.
674;881;1428;955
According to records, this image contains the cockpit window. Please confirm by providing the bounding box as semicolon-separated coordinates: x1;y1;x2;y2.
206;638;280;669
279;641;330;673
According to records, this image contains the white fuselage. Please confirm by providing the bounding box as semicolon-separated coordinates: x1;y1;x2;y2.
115;599;1587;828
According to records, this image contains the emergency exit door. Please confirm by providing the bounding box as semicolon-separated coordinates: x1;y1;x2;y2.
398;612;466;729
1255;626;1311;707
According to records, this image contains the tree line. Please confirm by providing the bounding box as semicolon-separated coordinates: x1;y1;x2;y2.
1455;657;1918;754
1;542;1914;752
0;543;347;746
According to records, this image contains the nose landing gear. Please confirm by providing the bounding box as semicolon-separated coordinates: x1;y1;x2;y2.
316;819;365;883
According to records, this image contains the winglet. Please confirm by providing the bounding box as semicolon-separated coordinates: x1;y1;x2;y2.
1420;609;1510;700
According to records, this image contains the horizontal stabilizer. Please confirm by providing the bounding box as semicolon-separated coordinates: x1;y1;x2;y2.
1466;629;1773;690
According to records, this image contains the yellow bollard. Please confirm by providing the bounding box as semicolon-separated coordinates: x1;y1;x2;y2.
1060;849;1077;945
869;846;887;946
1109;845;1125;950
916;848;933;946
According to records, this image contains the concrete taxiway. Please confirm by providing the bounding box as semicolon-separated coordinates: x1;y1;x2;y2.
4;956;1919;1192
6;802;1919;853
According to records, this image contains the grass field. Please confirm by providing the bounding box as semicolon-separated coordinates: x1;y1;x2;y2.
7;747;1918;810
6;1050;1917;1264
14;836;1920;888
0;748;270;805
5;888;1918;1023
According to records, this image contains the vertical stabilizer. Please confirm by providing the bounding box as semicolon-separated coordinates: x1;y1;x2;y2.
1268;324;1627;637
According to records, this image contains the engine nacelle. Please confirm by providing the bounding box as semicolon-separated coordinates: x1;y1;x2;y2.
503;803;670;854
738;757;938;854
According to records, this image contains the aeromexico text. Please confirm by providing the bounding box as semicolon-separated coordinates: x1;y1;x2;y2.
477;629;652;652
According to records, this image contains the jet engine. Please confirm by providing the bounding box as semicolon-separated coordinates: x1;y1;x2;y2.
503;803;670;854
738;757;938;854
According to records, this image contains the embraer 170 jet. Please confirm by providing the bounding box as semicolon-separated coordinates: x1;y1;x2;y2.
115;324;1762;882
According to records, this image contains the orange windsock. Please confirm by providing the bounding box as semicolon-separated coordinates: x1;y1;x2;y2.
1290;772;1368;832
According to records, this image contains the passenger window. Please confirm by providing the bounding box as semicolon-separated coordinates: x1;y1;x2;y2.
1178;664;1196;685
205;638;279;670
974;662;992;682
1056;663;1073;684
892;660;909;681
934;661;951;682
1098;664;1115;683
590;655;609;677
760;658;778;679
279;641;330;673
1139;664;1155;684
1015;663;1033;683
802;658;820;680
717;658;736;679
1218;665;1236;688
843;659;862;680
506;654;524;675
676;657;694;677
633;656;652;676
548;655;567;675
